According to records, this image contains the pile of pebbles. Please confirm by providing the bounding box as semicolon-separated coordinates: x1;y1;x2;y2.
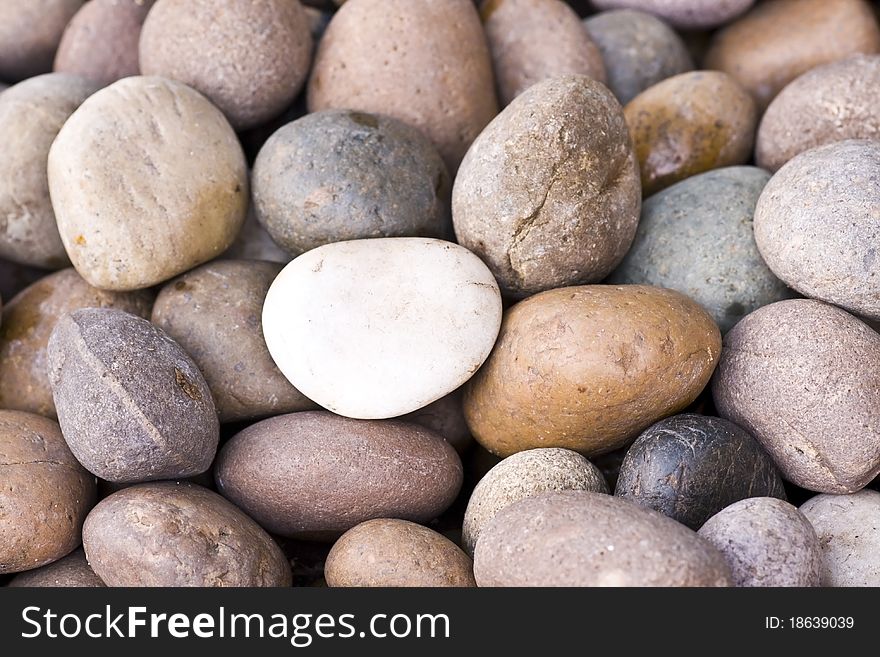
2;0;880;588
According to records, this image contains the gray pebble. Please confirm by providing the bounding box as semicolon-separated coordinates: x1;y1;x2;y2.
609;166;790;333
474;490;732;586
47;308;218;483
584;9;693;104
253;109;452;255
754;139;880;320
699;497;821;587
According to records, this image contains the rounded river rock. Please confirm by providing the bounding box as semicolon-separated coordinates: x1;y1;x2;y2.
712;299;880;493
615;414;786;529
609;166;788;333
453;75;640;298
47;308;218;483
215;411;463;540
474;490;732;586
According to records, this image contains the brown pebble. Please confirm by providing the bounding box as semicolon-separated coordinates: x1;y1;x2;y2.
0;410;96;575
481;0;606;105
54;0;155;87
0;268;152;419
464;285;721;457
325;519;475;587
624;70;756;196
215;411;463;540
705;0;880;110
9;549;105;587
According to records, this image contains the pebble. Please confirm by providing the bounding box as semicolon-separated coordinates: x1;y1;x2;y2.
465;285;720;457
615;414;786;529
82;482;291;587
325;519;475;587
609;166;789;333
712;299;880;493
583;9;693;105
453;75;640;297
0;410;96;574
481;0;606;105
214;411;463;540
757;56;880;172
474;491;732;586
151;260;316;423
47;308;219;483
54;0;155;87
0;74;99;268
262;238;501;419
139;0;313;130
48;76;248;291
699;497;821;587
705;0;880;110
462;448;608;555
800;490;880;587
253;109;451;255
624;71;757;196
754;140;880;320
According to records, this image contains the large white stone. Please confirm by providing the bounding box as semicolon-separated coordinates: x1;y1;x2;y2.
262;238;502;419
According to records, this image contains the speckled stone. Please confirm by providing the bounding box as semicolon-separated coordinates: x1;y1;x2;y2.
325;519;475;587
474;490;732;586
757;56;880;172
754;140;880;320
463;448;607;555
253;110;451;255
139;0;313;130
9;549;105;587
800;490;880;587
609;166;789;333
584;9;693;104
616;414;786;529
453;75;640;297
712;299;880;493
699;497;820;587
